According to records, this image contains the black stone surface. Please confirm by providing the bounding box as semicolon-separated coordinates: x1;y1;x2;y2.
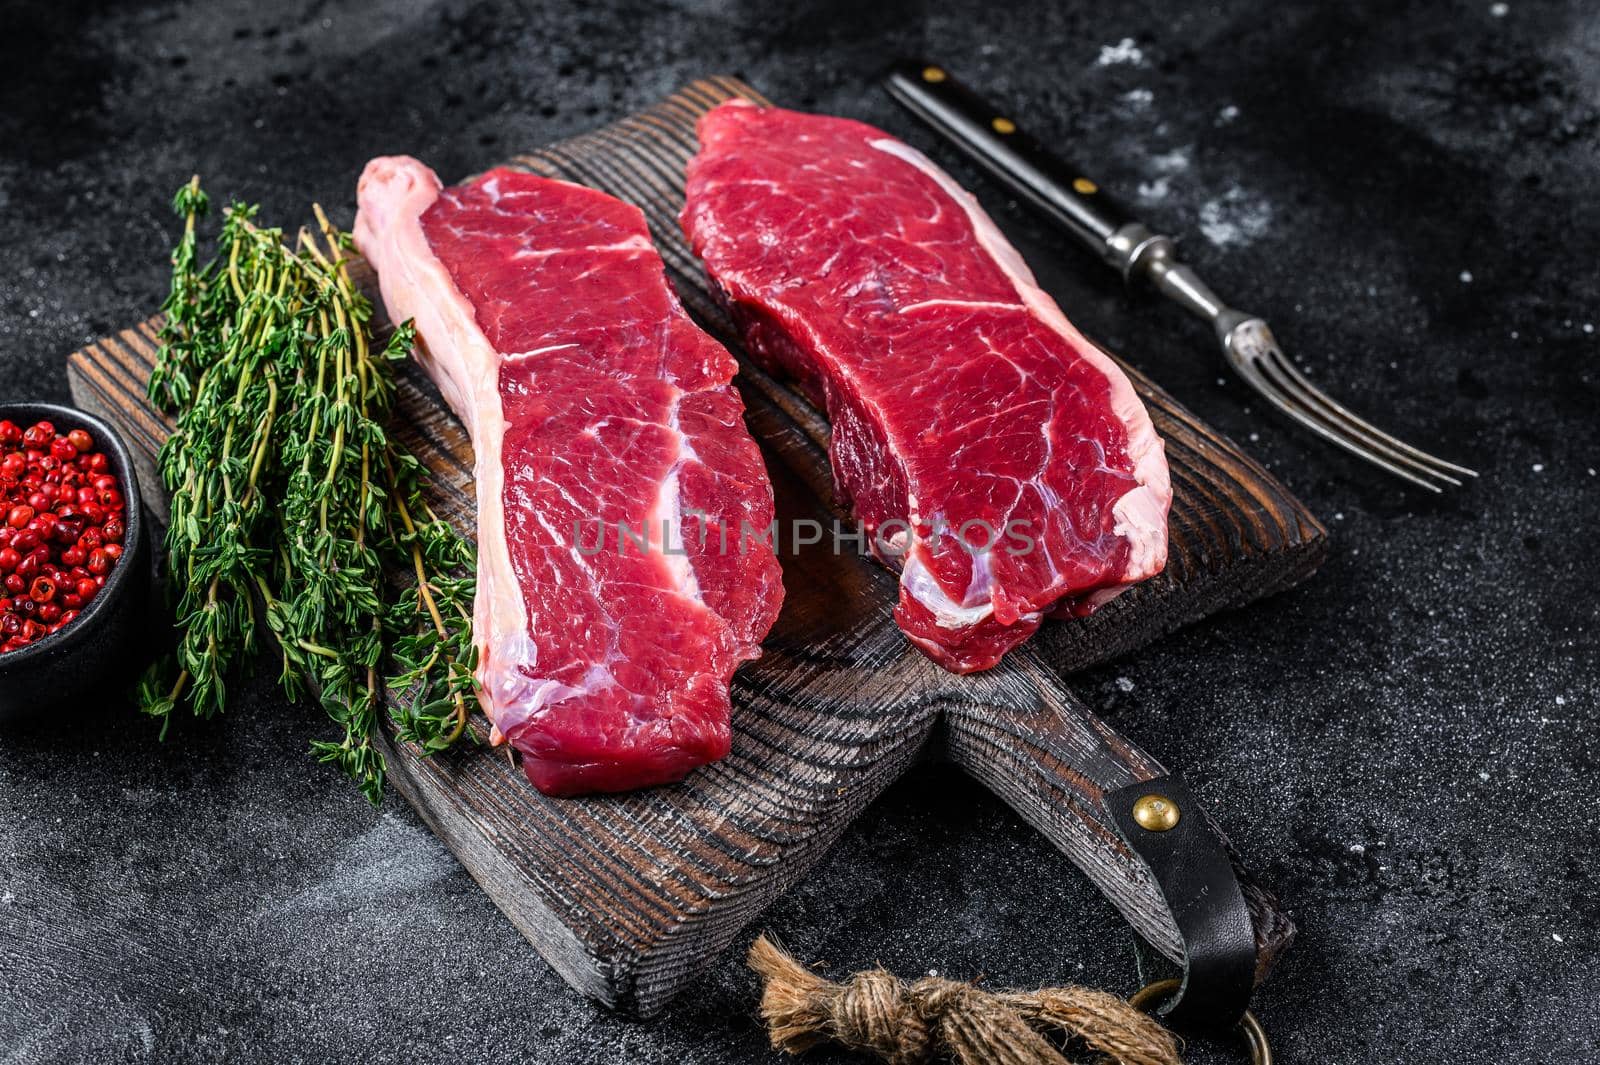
2;1;1596;1061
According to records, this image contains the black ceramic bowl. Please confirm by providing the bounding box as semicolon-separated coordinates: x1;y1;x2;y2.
0;402;152;725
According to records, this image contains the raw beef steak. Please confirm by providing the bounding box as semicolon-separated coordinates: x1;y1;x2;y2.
355;157;784;795
682;102;1170;673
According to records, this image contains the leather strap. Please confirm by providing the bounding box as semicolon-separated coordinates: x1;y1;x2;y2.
1105;774;1258;1031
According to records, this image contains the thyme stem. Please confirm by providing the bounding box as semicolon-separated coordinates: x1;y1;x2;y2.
137;180;478;803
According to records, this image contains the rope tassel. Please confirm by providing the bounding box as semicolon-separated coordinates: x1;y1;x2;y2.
748;935;1182;1065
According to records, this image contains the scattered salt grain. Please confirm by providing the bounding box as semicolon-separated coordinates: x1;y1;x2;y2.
1478;771;1490;781
1532;463;1544;472
1216;104;1240;125
1115;676;1135;692
1149;147;1192;173
1556;695;1566;706
1199;186;1274;247
1490;2;1509;16
1349;843;1366;854
1334;512;1345;521
1137;177;1171;201
1553;933;1564;943
1249;432;1260;442
1585;323;1594;334
1123;88;1154;109
1459;270;1473;283
1097;38;1145;66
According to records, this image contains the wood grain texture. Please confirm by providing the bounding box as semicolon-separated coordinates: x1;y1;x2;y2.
67;77;1320;1017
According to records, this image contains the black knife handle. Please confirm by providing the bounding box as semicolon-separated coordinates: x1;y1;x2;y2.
886;59;1241;332
885;58;1134;253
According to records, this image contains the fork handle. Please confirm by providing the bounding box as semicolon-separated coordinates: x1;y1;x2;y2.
884;59;1134;247
884;59;1236;334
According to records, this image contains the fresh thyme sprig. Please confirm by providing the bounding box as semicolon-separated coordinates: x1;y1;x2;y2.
138;178;478;804
383;450;479;754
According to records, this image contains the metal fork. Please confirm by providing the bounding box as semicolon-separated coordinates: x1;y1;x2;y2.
1132;235;1479;491
886;60;1478;492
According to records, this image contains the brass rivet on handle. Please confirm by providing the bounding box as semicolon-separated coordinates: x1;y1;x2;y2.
922;65;947;83
1132;793;1180;832
991;116;1017;134
1072;177;1099;195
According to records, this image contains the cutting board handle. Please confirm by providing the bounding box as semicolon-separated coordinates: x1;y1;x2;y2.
938;653;1295;991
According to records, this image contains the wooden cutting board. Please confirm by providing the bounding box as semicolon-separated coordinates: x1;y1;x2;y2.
67;77;1323;1017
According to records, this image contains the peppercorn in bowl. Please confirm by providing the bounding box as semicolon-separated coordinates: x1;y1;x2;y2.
0;403;150;724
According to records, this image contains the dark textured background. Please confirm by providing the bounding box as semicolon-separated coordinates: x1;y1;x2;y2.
2;0;1597;1061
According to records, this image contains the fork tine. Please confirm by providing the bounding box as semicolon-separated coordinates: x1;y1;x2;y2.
1259;347;1479;479
1248;356;1465;489
1253;353;1466;488
1229;356;1451;492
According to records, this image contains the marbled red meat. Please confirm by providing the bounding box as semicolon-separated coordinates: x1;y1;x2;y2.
355;157;783;795
682;102;1170;672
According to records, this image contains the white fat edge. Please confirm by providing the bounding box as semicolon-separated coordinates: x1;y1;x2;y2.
1080;583;1133;613
489;514;626;745
652;389;704;607
353;155;529;731
483;650;585;742
1112;487;1169;578
963;543;998;608
652;465;703;605
511;235;653;260
900;553;995;631
867;137;1172;583
901;550;1044;633
877;489;919;557
503;342;580;364
489;654;623;746
896;297;1024;315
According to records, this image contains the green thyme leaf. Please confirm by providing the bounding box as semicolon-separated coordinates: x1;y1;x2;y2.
140;180;478;804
